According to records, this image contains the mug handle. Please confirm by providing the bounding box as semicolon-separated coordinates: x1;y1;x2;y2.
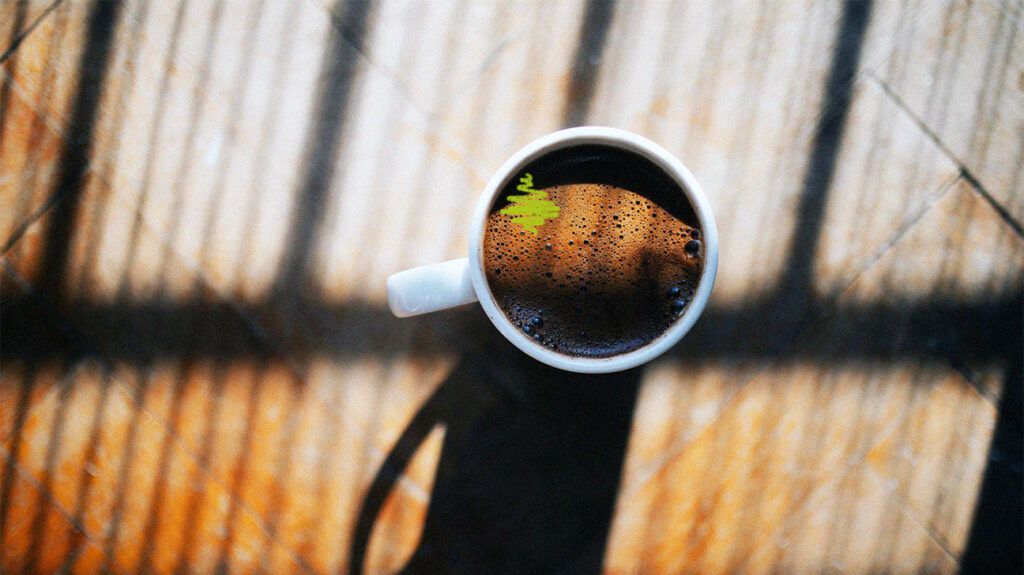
386;258;477;317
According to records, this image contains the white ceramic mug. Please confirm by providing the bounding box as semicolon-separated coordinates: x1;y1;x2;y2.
386;127;718;373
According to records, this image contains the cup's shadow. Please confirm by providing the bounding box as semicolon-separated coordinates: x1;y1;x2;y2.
349;309;641;574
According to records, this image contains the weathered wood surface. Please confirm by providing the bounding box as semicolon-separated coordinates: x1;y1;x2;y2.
1;0;1021;573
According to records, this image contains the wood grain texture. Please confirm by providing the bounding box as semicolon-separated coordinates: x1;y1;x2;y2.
1;0;1021;573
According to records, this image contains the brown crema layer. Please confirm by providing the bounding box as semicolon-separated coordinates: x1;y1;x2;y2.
484;183;704;358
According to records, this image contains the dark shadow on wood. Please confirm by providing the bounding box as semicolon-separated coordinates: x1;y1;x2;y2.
2;2;122;572
777;0;873;311
3;292;1016;367
0;291;86;546
5;0;1022;571
272;0;374;297
348;310;640;575
35;0;123;301
196;0;273;571
561;0;615;127
959;296;1023;574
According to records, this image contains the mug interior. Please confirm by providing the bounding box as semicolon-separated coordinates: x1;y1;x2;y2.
468;127;718;373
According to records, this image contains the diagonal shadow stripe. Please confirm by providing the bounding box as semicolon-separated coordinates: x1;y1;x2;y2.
562;0;616;127
779;0;874;302
0;2;123;573
5;0;1022;572
34;0;124;301
272;0;374;296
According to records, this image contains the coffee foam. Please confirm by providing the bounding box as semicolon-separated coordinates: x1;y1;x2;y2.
484;183;704;358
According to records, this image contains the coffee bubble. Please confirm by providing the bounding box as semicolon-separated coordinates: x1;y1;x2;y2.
484;182;704;358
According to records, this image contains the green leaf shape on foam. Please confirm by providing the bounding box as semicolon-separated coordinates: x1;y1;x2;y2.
499;173;560;234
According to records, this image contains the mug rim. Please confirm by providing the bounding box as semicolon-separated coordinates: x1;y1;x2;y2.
467;126;718;373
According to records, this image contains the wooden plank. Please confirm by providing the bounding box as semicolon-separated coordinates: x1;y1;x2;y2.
605;178;1021;574
862;0;1024;221
1;0;1020;573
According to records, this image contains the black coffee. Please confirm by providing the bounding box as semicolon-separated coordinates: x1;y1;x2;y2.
484;144;704;358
